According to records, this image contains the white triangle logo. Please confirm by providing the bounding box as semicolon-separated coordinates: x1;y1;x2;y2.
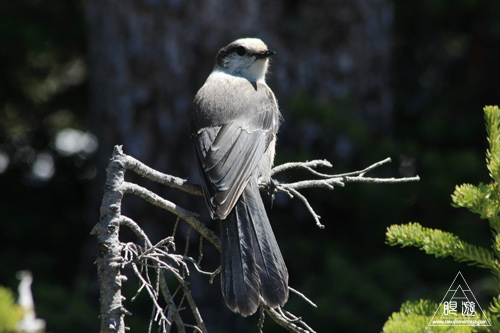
428;271;490;326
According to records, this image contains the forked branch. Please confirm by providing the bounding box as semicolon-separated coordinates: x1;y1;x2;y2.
93;145;419;332
270;157;419;228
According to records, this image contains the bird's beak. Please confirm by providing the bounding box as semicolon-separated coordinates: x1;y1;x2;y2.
255;50;276;59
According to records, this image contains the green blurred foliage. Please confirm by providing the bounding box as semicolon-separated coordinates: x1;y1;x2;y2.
0;286;22;333
383;299;478;332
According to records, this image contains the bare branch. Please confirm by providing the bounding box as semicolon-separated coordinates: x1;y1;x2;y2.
270;159;333;177
277;184;325;229
279;178;343;191
159;270;185;333
260;298;316;333
167;264;208;333
181;256;219;276
333;157;392;177
119;216;152;248
289;286;317;309
131;262;170;327
120;180;220;252
123;152;203;196
272;157;419;229
94;145;420;332
121;181;198;220
343;175;421;184
272;157;419;190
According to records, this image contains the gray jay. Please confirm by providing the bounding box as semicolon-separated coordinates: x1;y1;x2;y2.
191;38;288;316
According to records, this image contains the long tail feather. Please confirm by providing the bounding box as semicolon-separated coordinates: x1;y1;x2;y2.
245;179;289;307
221;200;260;316
220;178;288;316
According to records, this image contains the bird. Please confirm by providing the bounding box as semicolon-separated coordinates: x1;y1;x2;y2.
191;38;289;316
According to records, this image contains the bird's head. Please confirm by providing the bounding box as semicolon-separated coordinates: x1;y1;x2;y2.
214;38;275;82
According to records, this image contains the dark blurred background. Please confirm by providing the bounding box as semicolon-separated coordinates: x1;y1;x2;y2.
1;0;499;332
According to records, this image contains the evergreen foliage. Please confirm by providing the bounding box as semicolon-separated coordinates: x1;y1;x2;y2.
384;299;475;333
384;106;500;331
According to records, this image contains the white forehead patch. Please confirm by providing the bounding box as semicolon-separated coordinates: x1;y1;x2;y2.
232;38;268;53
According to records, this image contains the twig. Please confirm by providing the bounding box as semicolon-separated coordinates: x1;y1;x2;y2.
289;286;317;308
182;256;219;276
167;265;208;332
334;157;392;177
131;262;170;327
271;160;333;177
258;307;265;333
272;157;419;229
343;175;420;184
260;298;315;333
278;185;325;229
159;270;185;333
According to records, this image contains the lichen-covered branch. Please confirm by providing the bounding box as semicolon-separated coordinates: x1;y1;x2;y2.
91;146;130;333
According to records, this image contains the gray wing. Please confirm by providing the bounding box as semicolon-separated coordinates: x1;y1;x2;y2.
192;82;278;220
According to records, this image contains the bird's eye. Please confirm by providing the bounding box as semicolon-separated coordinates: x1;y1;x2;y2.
235;46;246;56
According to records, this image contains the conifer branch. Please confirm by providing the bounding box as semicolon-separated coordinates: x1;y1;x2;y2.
386;222;496;270
485;106;500;183
384;106;500;331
